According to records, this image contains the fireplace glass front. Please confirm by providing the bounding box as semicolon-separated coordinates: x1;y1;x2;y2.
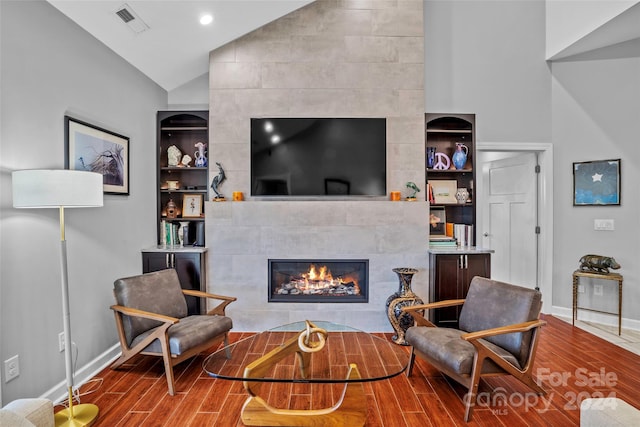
268;259;368;303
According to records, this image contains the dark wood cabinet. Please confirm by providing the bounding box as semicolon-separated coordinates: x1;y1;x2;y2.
142;248;207;315
157;111;208;246
429;251;491;327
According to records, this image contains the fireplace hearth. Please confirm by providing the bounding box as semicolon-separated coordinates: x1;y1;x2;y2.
268;259;368;303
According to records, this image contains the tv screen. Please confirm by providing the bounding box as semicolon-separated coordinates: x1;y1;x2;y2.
251;118;386;196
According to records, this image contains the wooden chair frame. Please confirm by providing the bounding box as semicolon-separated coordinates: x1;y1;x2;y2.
403;300;546;422
111;289;236;395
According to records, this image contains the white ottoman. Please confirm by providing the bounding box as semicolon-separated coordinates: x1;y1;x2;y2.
580;397;640;426
0;398;54;427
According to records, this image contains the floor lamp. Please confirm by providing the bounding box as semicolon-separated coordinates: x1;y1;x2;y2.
12;169;103;427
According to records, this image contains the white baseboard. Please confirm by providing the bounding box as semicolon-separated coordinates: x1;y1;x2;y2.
551;305;640;332
41;344;121;404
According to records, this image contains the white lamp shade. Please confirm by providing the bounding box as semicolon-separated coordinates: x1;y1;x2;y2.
12;169;104;208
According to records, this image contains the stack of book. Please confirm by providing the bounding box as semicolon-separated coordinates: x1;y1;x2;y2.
429;236;458;248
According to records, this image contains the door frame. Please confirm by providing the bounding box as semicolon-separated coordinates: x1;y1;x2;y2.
476;142;553;312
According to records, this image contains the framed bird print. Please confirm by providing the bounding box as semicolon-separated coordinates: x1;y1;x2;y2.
182;194;203;217
65;116;130;195
573;159;621;206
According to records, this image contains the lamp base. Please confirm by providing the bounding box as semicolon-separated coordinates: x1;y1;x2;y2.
54;403;99;427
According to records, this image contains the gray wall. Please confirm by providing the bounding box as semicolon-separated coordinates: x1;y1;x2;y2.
424;0;551;143
551;52;640;320
0;1;166;403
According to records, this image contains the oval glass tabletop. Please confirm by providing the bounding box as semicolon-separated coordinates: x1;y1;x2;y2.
202;320;410;384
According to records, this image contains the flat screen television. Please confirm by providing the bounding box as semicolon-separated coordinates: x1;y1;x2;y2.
251;118;386;196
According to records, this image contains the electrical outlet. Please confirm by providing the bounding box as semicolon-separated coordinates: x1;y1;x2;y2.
577;285;585;293
58;332;65;352
594;284;604;296
4;355;20;382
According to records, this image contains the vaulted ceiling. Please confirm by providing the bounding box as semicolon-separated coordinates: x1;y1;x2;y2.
47;1;312;91
47;1;640;91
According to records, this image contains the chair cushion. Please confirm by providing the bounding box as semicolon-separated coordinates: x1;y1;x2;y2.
114;269;188;345
458;277;542;367
132;314;233;356
405;326;521;375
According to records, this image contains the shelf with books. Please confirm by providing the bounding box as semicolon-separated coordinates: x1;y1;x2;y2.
156;110;208;246
426;113;476;246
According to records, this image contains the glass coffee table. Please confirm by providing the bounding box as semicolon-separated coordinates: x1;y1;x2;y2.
203;320;409;426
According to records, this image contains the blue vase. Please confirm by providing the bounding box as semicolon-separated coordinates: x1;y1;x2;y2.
452;143;468;170
426;146;436;168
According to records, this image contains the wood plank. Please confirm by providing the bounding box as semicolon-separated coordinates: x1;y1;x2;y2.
80;316;638;426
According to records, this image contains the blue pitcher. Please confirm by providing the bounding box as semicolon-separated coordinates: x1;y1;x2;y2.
452;143;468;170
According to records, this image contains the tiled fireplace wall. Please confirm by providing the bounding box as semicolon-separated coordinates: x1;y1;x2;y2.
206;0;427;331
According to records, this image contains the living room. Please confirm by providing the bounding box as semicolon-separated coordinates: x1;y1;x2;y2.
1;0;639;423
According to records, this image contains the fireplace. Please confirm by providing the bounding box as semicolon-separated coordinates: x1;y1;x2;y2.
268;259;368;303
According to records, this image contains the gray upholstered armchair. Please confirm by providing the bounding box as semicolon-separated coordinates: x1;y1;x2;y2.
403;276;546;422
110;269;236;395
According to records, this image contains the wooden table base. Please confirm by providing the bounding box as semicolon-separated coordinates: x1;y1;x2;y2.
241;363;366;426
240;321;367;426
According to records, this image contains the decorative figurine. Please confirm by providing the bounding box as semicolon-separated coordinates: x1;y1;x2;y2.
194;142;207;167
210;162;227;200
165;198;178;218
167;145;182;167
180;154;192;167
405;182;420;201
579;254;621;274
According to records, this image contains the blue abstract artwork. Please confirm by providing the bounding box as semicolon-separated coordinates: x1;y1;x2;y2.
573;159;620;206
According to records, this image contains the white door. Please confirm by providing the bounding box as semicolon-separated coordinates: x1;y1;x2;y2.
481;153;538;288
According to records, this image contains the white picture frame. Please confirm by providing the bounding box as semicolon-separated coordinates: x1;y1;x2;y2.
430;180;458;204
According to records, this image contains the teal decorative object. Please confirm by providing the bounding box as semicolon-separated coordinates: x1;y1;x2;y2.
405;182;420;199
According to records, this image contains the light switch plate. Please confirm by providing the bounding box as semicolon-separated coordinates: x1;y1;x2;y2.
594;219;614;231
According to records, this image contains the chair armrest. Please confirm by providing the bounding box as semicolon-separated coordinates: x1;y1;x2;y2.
181;290;237;316
461;319;547;342
110;305;180;324
182;289;236;302
402;299;466;327
403;299;466;313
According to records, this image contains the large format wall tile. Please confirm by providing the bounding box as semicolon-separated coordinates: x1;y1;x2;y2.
207;0;426;331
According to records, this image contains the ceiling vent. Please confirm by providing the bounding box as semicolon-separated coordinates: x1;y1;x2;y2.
114;3;149;34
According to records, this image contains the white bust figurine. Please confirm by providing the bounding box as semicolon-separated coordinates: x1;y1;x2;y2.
181;154;192;167
167;145;182;166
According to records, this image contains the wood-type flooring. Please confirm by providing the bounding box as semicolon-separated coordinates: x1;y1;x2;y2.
62;315;639;426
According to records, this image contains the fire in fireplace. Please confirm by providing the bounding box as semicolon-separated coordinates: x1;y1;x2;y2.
268;259;369;303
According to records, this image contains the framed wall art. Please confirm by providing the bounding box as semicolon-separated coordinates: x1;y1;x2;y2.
430;180;458;204
65;116;129;195
182;194;203;217
573;158;620;206
429;206;447;236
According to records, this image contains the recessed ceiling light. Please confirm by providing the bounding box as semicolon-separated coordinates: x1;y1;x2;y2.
271;135;281;144
264;121;273;132
200;14;213;26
